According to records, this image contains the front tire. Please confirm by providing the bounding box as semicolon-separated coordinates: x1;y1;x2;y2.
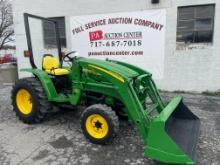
81;104;119;144
11;77;51;123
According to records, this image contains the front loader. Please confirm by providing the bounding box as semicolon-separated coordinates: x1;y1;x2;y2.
11;13;200;164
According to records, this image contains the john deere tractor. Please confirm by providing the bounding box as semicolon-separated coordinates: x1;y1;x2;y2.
11;13;200;164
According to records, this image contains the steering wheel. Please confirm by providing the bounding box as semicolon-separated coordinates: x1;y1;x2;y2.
63;51;77;62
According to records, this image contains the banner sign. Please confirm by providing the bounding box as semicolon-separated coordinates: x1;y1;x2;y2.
70;10;166;79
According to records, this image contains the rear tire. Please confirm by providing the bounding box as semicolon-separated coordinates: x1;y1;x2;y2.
11;77;52;123
81;104;119;144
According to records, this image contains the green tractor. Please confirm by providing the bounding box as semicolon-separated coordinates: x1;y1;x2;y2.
11;13;200;164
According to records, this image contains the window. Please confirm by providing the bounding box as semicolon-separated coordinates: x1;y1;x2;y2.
177;5;215;43
43;17;66;48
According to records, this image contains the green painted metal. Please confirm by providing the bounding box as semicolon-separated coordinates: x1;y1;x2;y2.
145;96;194;164
20;68;69;102
20;57;199;164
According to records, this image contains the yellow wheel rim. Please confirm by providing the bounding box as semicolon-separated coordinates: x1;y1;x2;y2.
16;89;33;115
85;114;109;139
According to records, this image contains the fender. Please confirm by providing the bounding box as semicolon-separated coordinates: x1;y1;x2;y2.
20;68;58;101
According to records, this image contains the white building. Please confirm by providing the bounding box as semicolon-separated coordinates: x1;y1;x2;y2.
12;0;220;92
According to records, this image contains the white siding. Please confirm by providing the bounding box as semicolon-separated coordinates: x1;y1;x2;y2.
12;0;220;92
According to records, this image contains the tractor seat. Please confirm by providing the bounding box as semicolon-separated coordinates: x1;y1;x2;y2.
42;55;69;76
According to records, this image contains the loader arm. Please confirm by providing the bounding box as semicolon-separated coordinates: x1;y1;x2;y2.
20;56;199;164
71;57;200;164
71;58;151;142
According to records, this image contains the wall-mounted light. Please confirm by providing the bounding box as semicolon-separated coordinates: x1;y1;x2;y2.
151;0;159;4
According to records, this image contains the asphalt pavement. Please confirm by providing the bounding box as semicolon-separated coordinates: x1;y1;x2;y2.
0;85;219;165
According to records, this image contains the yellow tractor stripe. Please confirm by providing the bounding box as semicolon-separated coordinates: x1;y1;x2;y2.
88;64;125;83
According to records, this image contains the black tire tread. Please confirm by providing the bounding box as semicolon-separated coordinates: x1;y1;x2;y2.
81;104;119;144
11;77;52;124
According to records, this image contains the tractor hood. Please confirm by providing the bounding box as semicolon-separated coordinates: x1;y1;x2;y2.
78;58;140;79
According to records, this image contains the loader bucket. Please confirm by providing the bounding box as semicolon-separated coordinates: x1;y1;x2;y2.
145;96;200;164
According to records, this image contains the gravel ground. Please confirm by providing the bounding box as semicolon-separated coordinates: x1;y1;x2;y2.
0;85;219;165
